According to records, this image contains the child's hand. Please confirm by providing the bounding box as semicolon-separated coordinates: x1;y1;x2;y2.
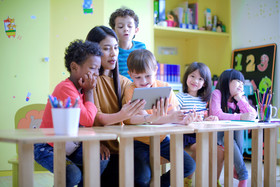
195;115;203;122
233;91;244;102
100;143;110;160
148;97;168;122
168;110;186;123
182;112;196;125
240;112;257;121
120;99;146;120
204;115;219;121
78;72;96;92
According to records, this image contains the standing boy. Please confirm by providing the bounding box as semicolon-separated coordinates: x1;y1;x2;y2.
109;8;146;81
123;49;196;187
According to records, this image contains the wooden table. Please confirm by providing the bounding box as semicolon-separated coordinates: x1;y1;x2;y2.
93;121;279;187
189;120;280;187
0;128;117;187
92;124;195;187
189;121;260;187
254;122;279;187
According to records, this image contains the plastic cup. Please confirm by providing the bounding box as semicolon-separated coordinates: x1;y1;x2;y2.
51;108;80;136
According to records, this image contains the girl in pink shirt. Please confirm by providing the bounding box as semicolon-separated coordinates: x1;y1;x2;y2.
209;69;256;187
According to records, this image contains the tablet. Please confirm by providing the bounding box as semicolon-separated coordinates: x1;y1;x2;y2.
131;87;172;110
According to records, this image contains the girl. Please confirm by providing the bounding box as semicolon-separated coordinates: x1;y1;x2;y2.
209;69;257;187
176;62;224;185
86;26;145;187
34;40;109;187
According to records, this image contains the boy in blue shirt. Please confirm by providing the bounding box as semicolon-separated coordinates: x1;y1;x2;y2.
109;8;146;81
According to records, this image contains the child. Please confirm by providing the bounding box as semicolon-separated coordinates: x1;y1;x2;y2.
176;62;224;186
34;40;109;187
124;49;196;187
109;8;146;81
209;69;257;187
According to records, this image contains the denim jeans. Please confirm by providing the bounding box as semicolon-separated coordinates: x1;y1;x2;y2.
217;130;248;181
101;154;119;187
134;136;196;187
34;143;109;187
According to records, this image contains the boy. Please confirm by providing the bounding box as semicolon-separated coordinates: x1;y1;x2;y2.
109;8;146;81
34;40;110;187
123;49;196;187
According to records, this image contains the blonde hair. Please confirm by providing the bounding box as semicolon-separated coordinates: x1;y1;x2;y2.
127;49;157;73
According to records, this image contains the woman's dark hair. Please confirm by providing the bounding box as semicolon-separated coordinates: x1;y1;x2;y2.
86;26;122;109
216;69;245;113
64;39;102;73
182;62;212;102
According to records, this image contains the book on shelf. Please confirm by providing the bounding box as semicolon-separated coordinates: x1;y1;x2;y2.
157;63;181;83
188;3;198;25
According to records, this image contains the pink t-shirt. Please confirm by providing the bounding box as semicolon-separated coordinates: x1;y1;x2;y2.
41;78;97;129
209;89;256;120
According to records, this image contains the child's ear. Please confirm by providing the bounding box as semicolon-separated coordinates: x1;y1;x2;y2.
70;62;79;72
135;27;139;34
128;71;132;77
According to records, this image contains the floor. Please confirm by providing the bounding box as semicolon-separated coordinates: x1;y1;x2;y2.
0;172;53;187
0;162;280;187
218;160;280;186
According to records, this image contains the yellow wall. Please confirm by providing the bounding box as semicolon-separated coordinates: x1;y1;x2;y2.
49;0;105;91
0;0;152;171
0;0;50;170
103;0;153;51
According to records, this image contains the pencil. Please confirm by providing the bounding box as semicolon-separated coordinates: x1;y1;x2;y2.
254;92;259;106
184;109;208;114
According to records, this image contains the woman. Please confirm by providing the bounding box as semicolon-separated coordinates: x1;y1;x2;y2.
86;26;145;186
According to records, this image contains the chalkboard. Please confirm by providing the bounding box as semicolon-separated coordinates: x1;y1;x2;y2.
231;44;277;95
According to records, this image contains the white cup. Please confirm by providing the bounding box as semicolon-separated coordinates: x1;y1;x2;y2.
51;108;80;136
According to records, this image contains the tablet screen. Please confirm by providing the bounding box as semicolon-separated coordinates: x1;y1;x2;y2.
131;87;172;110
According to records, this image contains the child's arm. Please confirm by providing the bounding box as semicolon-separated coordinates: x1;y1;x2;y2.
236;96;257;114
78;72;98;126
231;91;257;120
79;71;96;103
209;90;241;120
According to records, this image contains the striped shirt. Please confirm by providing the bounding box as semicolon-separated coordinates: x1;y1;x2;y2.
118;41;146;81
176;92;207;118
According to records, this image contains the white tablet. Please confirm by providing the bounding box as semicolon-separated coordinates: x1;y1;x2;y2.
131;87;172;110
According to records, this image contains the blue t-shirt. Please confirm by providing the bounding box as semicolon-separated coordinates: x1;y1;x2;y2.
118;40;146;81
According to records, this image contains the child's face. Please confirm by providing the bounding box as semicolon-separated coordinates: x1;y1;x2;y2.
99;36;119;71
229;79;244;97
114;16;139;43
186;69;205;97
76;55;101;82
129;69;157;88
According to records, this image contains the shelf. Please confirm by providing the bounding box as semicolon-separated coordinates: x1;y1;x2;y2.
154;25;230;40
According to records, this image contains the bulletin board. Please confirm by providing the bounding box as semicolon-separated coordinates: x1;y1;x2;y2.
231;44;277;95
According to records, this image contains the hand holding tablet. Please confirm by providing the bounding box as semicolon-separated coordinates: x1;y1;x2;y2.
131;87;172;110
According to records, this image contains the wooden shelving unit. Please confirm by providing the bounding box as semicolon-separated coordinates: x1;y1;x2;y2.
153;0;232;79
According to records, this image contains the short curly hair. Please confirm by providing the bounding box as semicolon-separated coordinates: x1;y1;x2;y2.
64;39;102;73
109;8;139;29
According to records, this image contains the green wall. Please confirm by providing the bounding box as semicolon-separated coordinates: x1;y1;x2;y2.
0;0;152;171
0;0;50;170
